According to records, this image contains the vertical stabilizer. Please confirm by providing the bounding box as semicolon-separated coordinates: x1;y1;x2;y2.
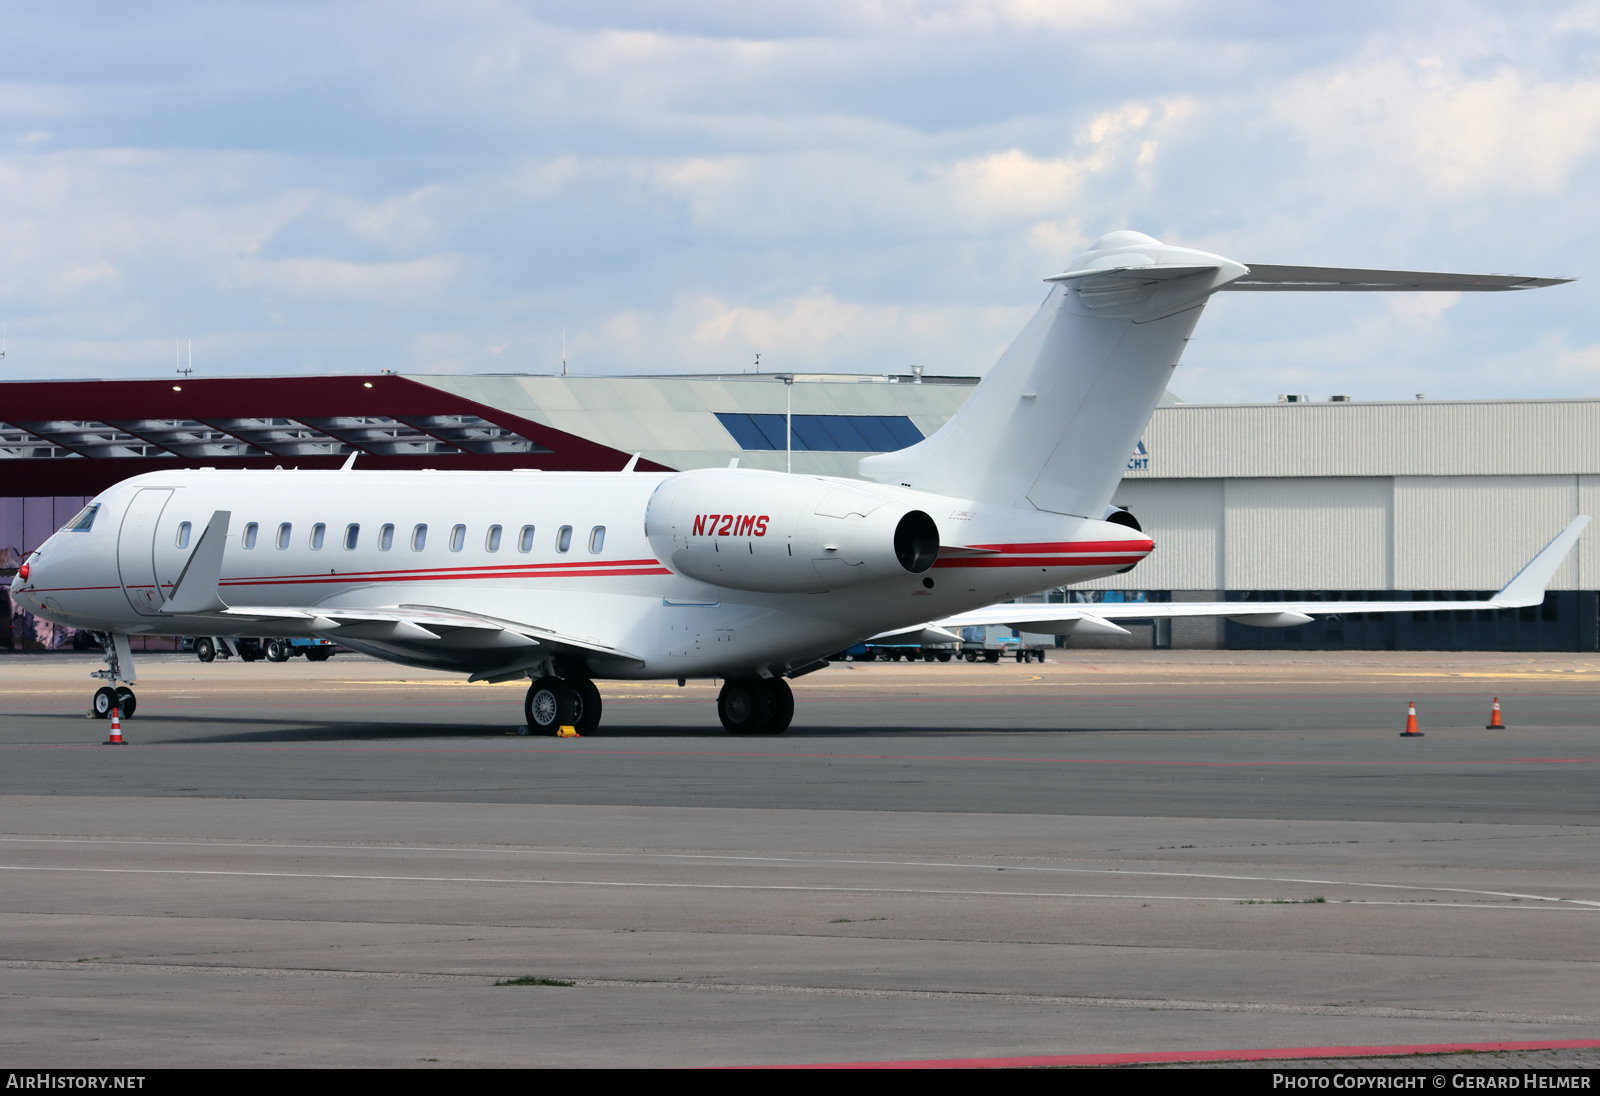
859;231;1246;515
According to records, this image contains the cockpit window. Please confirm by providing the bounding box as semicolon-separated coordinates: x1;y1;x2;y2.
62;504;100;533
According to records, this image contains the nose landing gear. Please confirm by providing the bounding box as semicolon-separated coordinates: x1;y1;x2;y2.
88;633;138;719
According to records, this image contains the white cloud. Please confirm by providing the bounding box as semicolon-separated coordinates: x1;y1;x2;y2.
1274;56;1600;196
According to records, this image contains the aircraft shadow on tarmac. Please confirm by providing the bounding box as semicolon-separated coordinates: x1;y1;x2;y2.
36;713;1203;744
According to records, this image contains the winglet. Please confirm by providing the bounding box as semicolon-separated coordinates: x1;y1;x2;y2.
1490;517;1590;608
161;510;232;615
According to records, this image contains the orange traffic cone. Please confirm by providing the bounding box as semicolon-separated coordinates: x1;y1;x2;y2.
1399;701;1424;738
1486;697;1505;730
104;705;125;746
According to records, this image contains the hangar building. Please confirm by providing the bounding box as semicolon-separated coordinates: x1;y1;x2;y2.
3;372;1594;651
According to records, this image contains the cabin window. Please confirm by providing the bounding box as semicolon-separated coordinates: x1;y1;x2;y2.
485;525;502;552
379;523;395;551
589;526;605;553
344;523;359;550
450;524;466;552
276;523;292;550
556;525;573;553
62;504;99;533
311;523;326;550
412;524;427;551
518;525;535;553
176;522;192;549
243;522;259;549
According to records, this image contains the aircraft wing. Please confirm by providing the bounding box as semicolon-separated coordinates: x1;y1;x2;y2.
220;601;645;671
932;517;1589;634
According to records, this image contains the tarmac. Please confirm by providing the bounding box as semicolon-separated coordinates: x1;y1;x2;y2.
1;649;1597;1068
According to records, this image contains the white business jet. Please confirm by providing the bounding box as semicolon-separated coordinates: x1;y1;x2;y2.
10;231;1583;734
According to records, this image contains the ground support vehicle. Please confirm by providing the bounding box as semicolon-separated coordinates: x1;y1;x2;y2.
191;636;336;663
836;642;957;662
958;625;1052;663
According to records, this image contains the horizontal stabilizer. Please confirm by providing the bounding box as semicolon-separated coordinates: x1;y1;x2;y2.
1222;264;1573;292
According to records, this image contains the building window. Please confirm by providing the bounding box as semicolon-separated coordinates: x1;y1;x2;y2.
518;525;535;553
412;524;427;551
176;522;192;549
311;523;326;550
379;524;395;551
276;523;292;550
556;525;572;553
344;524;359;550
243;522;259;549
450;524;466;552
589;526;605;553
714;413;925;452
486;525;502;552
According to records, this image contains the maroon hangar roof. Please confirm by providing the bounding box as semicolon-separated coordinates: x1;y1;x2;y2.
0;374;673;497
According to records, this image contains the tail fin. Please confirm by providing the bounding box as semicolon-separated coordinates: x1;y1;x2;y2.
859;231;1573;517
859;231;1245;516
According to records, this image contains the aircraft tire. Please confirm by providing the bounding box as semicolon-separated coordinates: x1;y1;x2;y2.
718;676;776;734
92;686;118;720
570;676;603;735
195;638;216;663
114;687;136;719
762;677;794;734
265;640;289;662
525;676;578;735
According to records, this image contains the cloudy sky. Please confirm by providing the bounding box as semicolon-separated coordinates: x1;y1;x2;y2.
3;1;1598;401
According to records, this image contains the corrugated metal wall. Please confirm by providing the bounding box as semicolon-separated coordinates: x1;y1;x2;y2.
1133;400;1600;479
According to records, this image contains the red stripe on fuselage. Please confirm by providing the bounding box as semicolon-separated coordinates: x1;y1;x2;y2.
933;555;1147;569
221;566;675;587
966;540;1155;554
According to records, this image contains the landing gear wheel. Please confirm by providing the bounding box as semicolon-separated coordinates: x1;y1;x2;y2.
265;640;289;662
524;676;578;735
570;677;603;735
195;637;216;663
718;676;776;735
936;651;952;663
237;641;261;663
114;687;136;719
92;686;118;720
762;676;794;735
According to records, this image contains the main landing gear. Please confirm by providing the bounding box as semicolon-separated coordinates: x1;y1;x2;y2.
717;675;794;735
89;633;137;719
522;674;602;736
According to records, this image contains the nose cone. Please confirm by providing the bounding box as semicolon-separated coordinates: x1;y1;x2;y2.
10;554;44;614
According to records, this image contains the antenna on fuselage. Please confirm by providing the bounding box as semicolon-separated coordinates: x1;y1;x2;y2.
561;329;567;377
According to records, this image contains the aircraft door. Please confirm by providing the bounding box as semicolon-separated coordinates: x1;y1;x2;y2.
118;488;174;615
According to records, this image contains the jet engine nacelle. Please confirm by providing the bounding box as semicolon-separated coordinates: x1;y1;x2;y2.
645;468;940;593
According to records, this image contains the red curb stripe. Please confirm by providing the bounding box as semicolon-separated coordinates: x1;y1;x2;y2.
751;1037;1600;1069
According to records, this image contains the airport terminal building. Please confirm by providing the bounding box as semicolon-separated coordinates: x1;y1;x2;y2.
3;371;1595;651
